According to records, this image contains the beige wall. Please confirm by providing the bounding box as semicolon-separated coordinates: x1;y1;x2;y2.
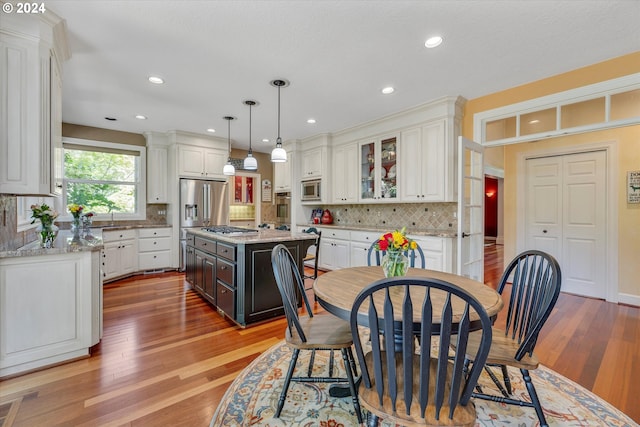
462;51;640;299
63;123;146;146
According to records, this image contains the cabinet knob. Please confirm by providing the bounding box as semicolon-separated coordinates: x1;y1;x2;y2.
220;266;226;270
154;241;157;245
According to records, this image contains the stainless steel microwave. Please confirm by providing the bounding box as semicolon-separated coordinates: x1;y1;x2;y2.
301;179;321;201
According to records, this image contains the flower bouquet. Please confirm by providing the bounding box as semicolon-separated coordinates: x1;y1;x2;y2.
68;204;84;237
374;227;417;277
31;203;59;248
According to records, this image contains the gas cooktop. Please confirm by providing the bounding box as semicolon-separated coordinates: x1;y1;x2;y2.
203;226;259;236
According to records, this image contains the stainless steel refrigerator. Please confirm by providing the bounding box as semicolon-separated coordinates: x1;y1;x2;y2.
179;178;229;270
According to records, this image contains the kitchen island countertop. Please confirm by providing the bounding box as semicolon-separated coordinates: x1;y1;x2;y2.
305;224;457;238
187;228;317;245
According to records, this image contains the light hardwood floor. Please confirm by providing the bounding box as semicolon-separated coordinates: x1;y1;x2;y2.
1;244;639;426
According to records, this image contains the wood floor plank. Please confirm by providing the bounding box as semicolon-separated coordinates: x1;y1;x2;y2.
1;247;638;426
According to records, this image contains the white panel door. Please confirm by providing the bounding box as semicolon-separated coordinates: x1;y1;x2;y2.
457;136;484;281
525;157;563;258
525;151;606;298
562;151;606;298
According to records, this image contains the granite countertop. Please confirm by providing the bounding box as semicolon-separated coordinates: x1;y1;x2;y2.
307;223;457;238
1;230;104;259
99;224;170;231
188;228;317;245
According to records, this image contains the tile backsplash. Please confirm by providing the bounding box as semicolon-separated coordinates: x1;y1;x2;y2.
319;202;457;231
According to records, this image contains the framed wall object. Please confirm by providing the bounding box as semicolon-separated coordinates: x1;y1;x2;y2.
628;170;640;204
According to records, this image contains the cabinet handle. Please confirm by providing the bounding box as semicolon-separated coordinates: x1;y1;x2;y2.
154;242;157;245
220;266;226;270
543;229;548;233
221;288;226;293
153;255;157;259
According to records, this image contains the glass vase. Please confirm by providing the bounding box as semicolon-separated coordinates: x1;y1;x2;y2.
36;223;59;248
382;252;409;278
71;217;82;238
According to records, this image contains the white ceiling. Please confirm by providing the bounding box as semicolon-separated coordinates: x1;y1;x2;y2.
45;0;640;152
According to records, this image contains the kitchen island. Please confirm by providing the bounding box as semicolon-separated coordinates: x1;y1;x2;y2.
185;228;316;326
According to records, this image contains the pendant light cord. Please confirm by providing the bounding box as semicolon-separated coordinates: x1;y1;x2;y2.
227;118;232;159
249;102;252;153
277;85;281;140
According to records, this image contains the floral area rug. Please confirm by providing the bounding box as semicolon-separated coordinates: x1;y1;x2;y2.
211;341;637;427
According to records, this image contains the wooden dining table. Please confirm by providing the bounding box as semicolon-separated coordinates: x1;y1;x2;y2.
314;266;504;328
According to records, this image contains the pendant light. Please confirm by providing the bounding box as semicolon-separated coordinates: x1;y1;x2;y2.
243;100;258;170
270;79;288;163
222;116;236;176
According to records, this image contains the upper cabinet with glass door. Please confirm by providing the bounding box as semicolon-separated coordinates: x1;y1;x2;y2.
231;175;254;205
359;136;398;202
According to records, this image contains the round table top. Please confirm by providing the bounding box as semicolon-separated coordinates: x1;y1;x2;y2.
314;266;504;324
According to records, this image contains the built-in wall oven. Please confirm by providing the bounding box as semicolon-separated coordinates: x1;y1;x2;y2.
275;192;291;226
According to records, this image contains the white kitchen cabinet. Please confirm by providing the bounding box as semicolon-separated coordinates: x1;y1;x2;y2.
138;227;172;271
332;143;359;203
349;241;371;267
273;155;292;192
400;120;449;201
301;147;324;179
317;227;350;270
359;136;399;202
349;230;380;267
319;238;350;271
409;235;454;273
0;13;67;196
147;146;168;203
102;229;138;281
178;145;227;179
0;251;100;378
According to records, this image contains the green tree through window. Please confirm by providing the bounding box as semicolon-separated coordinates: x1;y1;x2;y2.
63;142;142;216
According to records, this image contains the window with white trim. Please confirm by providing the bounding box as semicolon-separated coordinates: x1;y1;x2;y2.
62;138;146;221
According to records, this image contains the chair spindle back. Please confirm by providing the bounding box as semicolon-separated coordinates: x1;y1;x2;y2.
350;277;492;422
498;250;562;361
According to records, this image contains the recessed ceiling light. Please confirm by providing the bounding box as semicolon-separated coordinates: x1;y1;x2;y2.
148;76;164;84
528;119;540;124
135;115;147;120
307;119;316;124
262;138;270;143
424;36;443;48
104;117;117;121
382;87;395;94
206;128;216;133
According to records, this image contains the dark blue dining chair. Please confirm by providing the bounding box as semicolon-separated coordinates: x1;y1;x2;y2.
271;244;362;423
350;276;492;426
461;250;562;427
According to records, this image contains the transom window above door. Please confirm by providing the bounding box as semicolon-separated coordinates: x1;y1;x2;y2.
475;74;640;145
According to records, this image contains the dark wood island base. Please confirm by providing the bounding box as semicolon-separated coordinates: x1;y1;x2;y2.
185;229;316;327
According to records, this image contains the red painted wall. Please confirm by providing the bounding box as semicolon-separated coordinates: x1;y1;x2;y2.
484;177;498;237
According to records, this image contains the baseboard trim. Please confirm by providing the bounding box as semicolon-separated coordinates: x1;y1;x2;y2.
618;293;640;307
